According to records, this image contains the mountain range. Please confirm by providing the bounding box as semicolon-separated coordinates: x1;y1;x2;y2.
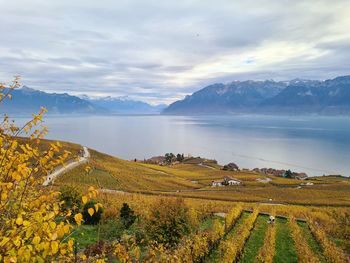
0;87;165;115
2;75;350;116
84;96;166;114
163;76;350;115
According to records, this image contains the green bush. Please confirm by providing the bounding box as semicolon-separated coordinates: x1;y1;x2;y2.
120;203;137;229
59;185;82;220
83;200;103;225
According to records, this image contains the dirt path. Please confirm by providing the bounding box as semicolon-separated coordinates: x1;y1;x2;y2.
43;146;90;186
198;163;216;170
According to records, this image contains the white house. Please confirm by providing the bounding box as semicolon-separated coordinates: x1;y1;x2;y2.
226;178;241;185
211;176;241;187
223;176;241;185
211;180;223;187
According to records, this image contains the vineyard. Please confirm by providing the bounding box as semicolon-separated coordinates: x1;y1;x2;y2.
67;189;349;262
5;137;350;262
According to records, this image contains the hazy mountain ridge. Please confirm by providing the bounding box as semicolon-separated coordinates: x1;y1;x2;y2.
86;96;166;114
163;76;350;115
0;87;104;115
0;87;165;115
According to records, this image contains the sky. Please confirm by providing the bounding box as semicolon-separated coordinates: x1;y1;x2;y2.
0;0;349;105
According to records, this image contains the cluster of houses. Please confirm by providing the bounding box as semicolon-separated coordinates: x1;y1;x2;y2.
212;176;241;187
252;168;308;180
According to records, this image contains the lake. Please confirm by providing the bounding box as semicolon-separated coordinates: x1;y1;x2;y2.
20;114;350;177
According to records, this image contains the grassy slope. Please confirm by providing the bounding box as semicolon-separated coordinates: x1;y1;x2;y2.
273;218;298;263
239;214;269;263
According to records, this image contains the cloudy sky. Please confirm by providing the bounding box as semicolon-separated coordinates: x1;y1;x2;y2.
0;0;349;104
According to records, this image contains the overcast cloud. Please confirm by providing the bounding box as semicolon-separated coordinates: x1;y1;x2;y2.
0;0;349;104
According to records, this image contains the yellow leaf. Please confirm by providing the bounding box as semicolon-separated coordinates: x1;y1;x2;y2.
82;196;87;205
49;221;56;230
68;239;74;250
66;210;72;217
14;238;21;247
88;208;94;217
51;232;57;241
74;213;83;226
23;220;30;227
51;241;59;254
0;237;10;246
32;236;41;245
16;217;23;226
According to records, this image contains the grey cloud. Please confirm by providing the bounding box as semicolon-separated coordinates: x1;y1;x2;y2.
0;0;349;104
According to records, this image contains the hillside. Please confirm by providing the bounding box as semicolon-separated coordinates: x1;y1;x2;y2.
54;143;350;206
48;141;350;261
163;76;350;115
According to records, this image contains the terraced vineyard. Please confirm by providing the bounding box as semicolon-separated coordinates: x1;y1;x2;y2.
127;204;347;262
48;142;350;262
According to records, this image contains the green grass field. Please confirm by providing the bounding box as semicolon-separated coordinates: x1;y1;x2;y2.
240;214;269;263
273;218;298;263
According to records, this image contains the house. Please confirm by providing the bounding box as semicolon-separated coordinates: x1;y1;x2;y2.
211;176;241;187
223;176;241;185
295;173;308;180
211;180;223;187
144;156;166;165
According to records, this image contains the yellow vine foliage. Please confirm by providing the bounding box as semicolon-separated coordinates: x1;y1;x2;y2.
225;205;242;231
152;218;225;262
288;217;320;263
0;78;97;262
307;214;349;263
219;210;259;263
255;212;276;263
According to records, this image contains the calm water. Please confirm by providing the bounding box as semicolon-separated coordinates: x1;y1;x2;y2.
19;115;350;177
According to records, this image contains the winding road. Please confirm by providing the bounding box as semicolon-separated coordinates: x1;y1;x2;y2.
43;146;90;186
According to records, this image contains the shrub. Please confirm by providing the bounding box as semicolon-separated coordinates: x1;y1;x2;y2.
0;78;98;261
120;203;137;229
147;198;191;247
83;200;104;225
60;185;82;219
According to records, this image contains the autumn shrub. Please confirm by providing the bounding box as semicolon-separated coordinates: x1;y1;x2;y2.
0;78;100;262
147;198;191;247
83;200;104;225
59;185;82;220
